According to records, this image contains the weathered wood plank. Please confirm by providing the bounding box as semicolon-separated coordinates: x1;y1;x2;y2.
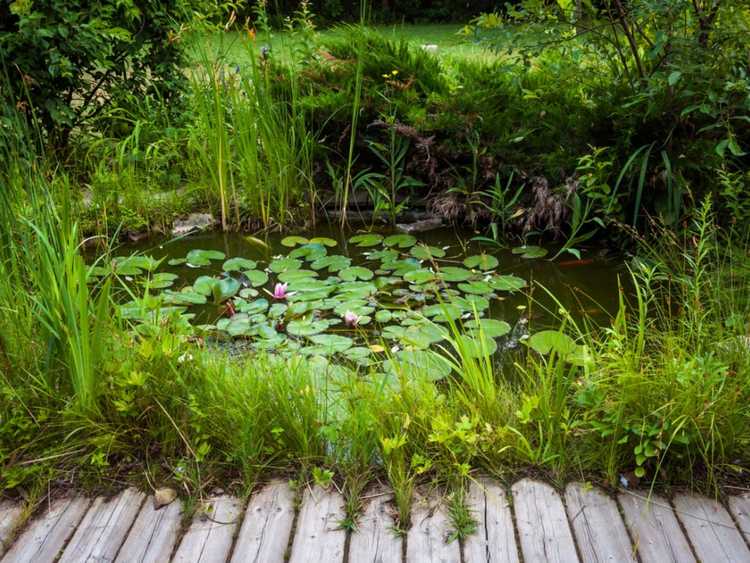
288;485;346;563
1;497;90;563
348;488;402;563
673;493;750;562
115;496;182;563
172;495;242;563
565;483;636;563
511;479;579;563
618;491;695;563
230;481;295;563
728;493;750;546
0;501;24;558
463;479;518;563
59;488;145;563
406;493;460;563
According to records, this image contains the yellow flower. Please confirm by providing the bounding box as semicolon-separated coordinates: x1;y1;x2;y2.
391;69;399;75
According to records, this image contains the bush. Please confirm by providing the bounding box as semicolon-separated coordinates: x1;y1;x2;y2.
0;0;198;147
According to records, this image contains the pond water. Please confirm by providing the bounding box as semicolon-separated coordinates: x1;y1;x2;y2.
109;224;627;369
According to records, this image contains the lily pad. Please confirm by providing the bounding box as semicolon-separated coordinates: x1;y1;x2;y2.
162;289;207;305
287;319;330;336
243;270;268;287
404;269;437;285
281;236;309;247
489;275;527;292
307;334;353;353
349;233;384;247
457;281;493;295
146;272;178;289
289;243;327;261
269;257;302;273
212;277;241;303
456;332;498;358
309;237;337;247
512;245;548;259
311;255;351;272
468;318;511;338
422;303;462;322
186;249;225;267
439;267;473;282
527;330;576;356
339;266;374;281
464;254;499;270
278;269;318;283
236;298;268;315
410;245;446;260
223;257;257;272
384;234;417;248
385;350;452;381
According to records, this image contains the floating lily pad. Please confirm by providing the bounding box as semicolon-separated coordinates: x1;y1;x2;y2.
311;255;351;272
489;275;527;292
343;346;372;362
236;298;268;315
422;303;462;322
402;321;446;349
404;269;437;284
268;303;288;318
512;245;548;259
309;237;337;247
374;310;394;323
349;233;384;247
463;254;499;270
281;236;309;247
468;318;511;338
212;277;240;302
527;330;576;356
223;257;257;272
278;269;318;283
193;276;216;296
146;272;178;289
439;267;473;282
457;281;493;295
307;334;353;353
339;266;374;281
384;234;417;248
456;332;498;358
269;257;302;273
287;319;330;336
385;350;452;381
167;258;187;266
453;295;491;312
162;289;207;305
410;245;446;260
289;243;327;261
186;249;225;267
243;270;268;287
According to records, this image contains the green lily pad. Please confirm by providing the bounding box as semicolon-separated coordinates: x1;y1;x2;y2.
339;266;374;281
439;267;473;282
410;245;446;260
223;257;257;272
243;270;268;287
309;237;337;247
146;272;178;289
236;298;268;315
307;334;353;353
289;243;327;261
422;303;462;322
464;254;499;270
311;255;351;272
281;236;309;247
212;277;241;302
402;321;446;349
489;275;527;292
333;300;374;317
384;234;417;248
343;346;372;362
385;350;452;381
269;257;302;273
167;258;187;266
287;319;330;336
456;332;498;358
349;233;384;247
268;303;288;318
162;289;207;305
457;281;493;295
527;330;577;356
512;245;548;259
374;310;394;323
468;318;511;338
453;295;491;312
404;269;437;284
278;269;318;283
186;249;225;267
193;275;216;296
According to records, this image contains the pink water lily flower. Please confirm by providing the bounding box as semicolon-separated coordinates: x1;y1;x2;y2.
343;310;360;327
272;282;289;300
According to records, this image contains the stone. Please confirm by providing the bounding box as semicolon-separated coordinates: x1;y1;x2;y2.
396;217;443;233
172;213;215;235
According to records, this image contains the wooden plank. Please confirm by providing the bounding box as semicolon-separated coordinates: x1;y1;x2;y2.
1;497;90;563
115;496;182;563
618;491;696;563
728;493;750;546
59;488;145;563
406;492;460;563
172;495;242;563
348;488;402;563
511;479;579;563
463;479;518;563
673;493;750;562
564;483;635;563
230;481;295;563
288;485;346;563
0;501;24;557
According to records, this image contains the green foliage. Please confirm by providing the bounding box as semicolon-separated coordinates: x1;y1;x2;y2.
0;0;196;146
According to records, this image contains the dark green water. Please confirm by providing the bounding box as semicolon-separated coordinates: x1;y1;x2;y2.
119;224;627;329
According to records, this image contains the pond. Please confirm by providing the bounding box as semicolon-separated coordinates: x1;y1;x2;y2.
105;224;627;371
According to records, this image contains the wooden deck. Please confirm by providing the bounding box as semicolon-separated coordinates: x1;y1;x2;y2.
1;479;749;562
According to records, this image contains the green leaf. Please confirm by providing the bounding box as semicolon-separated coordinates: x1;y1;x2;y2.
463;253;499;270
311;255;351;272
468;318;511;338
489;275;527;292
456;332;498;358
223;257;257;272
527;330;577;356
410;245;446;260
385;350;452;381
667;70;681;86
512;245;548;259
339;266;374;281
457;281;493;295
269;257;302;273
212;277;240;303
309;237;337;247
349;233;384;247
403;269;437;284
307;334;353;353
243;270;268;287
384;234;417;248
287;319;330;336
281;236;309;247
439;267;473;282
